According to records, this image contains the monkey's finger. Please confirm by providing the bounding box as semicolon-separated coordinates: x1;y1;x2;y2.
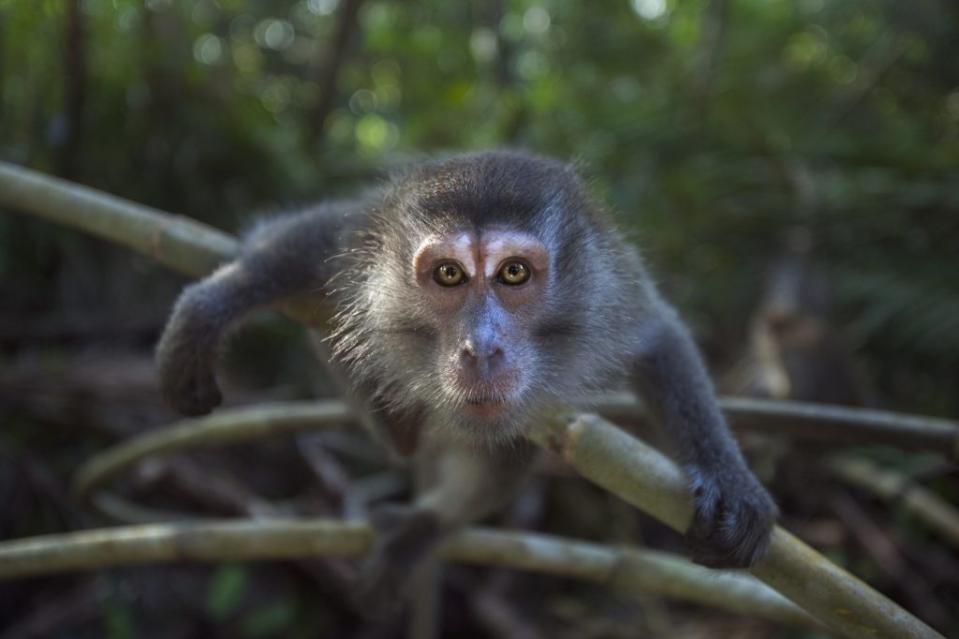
685;472;722;541
687;492;776;569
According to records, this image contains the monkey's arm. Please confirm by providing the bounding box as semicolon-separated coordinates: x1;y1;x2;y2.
358;439;537;608
157;206;351;415
630;306;777;568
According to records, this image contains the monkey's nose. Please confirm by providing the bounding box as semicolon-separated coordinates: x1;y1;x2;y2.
459;340;506;377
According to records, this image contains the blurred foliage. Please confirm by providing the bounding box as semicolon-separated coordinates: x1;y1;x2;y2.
3;0;957;416
1;2;959;636
1;0;957;404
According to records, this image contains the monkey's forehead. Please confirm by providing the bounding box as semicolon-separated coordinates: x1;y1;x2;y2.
390;153;580;230
404;186;552;228
405;150;572;190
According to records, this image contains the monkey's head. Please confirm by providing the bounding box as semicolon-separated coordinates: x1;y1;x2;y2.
333;151;639;444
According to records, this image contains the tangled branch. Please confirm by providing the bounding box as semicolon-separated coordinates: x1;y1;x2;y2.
0;519;816;629
3;160;955;455
0;160;949;639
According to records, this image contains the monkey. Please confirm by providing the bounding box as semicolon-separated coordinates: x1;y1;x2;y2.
156;150;777;607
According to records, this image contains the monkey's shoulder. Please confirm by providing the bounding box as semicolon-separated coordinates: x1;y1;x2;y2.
223;199;377;300
241;199;372;250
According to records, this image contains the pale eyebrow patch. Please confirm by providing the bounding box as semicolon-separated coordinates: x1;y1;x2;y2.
412;232;477;278
480;230;549;278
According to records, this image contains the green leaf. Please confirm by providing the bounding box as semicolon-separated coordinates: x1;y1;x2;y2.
207;564;250;620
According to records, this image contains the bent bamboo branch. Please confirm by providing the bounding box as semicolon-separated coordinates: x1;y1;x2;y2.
71;403;944;638
73;401;352;498
0;161;948;638
594;392;959;457
2;160;956;455
828;456;959;549
529;413;943;639
0;520;816;628
0;162;237;277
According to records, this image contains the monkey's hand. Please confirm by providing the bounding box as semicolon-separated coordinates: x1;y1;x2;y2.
155;285;224;416
355;504;441;615
683;463;778;569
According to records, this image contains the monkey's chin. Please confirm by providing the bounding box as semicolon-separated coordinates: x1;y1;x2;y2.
462;399;510;419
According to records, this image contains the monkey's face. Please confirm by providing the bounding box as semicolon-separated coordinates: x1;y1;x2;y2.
406;228;550;428
333;152;637;443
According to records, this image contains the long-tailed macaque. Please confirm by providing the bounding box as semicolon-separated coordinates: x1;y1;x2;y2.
156;151;776;604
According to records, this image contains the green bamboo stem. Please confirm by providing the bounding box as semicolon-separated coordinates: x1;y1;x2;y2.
73;401;351;498
1;161;948;638
720;397;958;456
3;161;956;455
529;413;944;639
828;456;959;549
593;392;959;458
0;519;816;629
72;397;959;511
0;161;237;277
73;405;943;637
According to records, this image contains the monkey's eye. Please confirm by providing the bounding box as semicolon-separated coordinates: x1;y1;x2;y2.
433;262;467;286
498;261;531;286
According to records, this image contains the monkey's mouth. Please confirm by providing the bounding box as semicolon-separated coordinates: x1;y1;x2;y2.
448;369;525;418
459;391;518;417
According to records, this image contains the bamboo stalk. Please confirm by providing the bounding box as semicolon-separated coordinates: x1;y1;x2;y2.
1;161;949;638
3;161;956;456
73;405;944;637
0;161;237;277
72;398;959;509
593;392;959;457
73;401;352;498
0;519;816;629
529;413;944;639
828;456;959;549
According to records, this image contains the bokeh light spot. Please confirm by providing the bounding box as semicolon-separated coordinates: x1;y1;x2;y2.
631;0;667;21
255;19;296;51
308;0;339;16
193;34;224;65
523;7;551;35
356;114;398;154
470;29;498;63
